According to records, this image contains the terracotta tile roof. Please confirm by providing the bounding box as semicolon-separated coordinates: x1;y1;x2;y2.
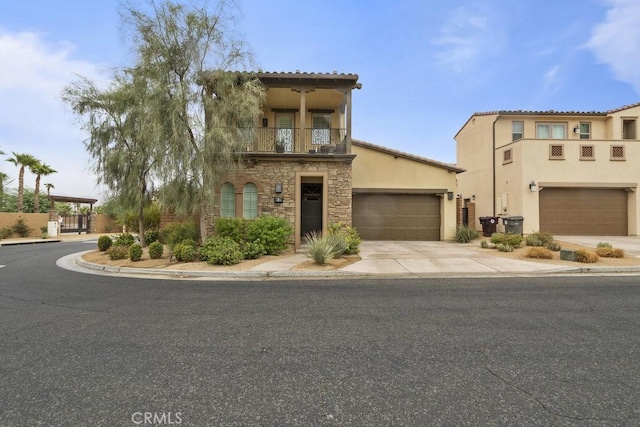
352;139;464;173
607;101;640;113
256;70;359;79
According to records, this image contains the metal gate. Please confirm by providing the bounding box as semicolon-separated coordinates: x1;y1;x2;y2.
60;214;90;234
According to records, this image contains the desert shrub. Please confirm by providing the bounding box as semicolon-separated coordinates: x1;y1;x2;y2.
526;231;554;247
173;239;199;262
97;235;113;251
159;221;200;250
13;217;32;237
40;226;48;233
546;241;562;251
303;231;342;265
455;225;479;243
596;247;625;258
575;249;599;263
496;243;514;252
597;242;612;249
144;229;160;245
148;241;164;259
107;245;129;260
201;236;243;265
114;232;135;247
526;247;554;259
214;218;249;243
129;244;143;262
491;233;523;248
246;216;293;255
0;226;13;239
240;240;266;260
328;222;362;255
480;240;489;248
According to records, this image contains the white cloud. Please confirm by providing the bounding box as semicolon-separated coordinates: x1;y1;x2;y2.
586;0;640;93
542;65;563;96
432;6;504;73
0;31;109;201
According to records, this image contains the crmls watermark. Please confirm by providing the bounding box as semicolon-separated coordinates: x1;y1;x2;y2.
131;412;182;425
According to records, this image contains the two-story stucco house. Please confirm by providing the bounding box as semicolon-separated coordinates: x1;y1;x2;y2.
456;102;640;236
204;71;462;248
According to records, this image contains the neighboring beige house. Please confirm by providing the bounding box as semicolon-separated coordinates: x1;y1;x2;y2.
207;71;461;247
456;102;640;236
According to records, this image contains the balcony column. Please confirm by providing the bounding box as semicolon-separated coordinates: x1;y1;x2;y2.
299;90;306;152
346;88;353;153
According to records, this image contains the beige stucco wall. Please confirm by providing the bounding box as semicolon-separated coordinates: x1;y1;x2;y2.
0;213;49;238
352;144;459;240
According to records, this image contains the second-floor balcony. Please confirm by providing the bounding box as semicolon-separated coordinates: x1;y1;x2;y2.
238;127;348;154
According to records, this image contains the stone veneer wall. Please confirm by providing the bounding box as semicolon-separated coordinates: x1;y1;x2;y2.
211;159;353;235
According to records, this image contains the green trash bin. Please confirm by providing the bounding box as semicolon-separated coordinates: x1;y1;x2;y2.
502;216;524;235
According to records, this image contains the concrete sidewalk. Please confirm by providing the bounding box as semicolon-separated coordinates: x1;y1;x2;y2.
5;234;640;279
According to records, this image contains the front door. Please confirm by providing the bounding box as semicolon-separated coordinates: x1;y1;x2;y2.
276;113;294;152
301;183;322;236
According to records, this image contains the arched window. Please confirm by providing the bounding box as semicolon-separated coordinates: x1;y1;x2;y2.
221;183;235;218
243;183;258;219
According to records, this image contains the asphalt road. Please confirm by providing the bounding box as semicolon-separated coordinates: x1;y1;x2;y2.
1;241;639;426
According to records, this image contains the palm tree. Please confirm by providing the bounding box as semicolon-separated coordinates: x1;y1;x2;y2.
44;183;55;197
30;162;57;212
6;152;38;212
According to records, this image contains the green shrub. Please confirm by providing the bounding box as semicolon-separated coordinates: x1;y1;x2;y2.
596;247;625;258
97;235;113;252
490;233;523;248
215;218;249;243
546;241;562;251
144;229;160;245
148;241;164;259
575;249;599;263
0;226;13;239
201;236;243;265
455;225;479;243
496;243;514;252
246;216;293;255
159;221;200;250
597;242;612;249
526;247;553;259
129;244;143;261
303;231;342;265
13;217;32;237
328;222;362;255
480;240;489;248
107;245;129;260
526;231;554;247
173;240;199;262
240;240;266;260
114;232;135;247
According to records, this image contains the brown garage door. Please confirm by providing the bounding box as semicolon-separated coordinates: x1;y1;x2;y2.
539;188;628;235
352;193;441;240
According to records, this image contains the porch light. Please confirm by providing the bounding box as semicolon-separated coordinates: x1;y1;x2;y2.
529;180;537;192
573;125;580;134
447;191;454;200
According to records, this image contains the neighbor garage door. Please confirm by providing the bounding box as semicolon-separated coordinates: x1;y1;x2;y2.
539;188;628;235
352;193;441;240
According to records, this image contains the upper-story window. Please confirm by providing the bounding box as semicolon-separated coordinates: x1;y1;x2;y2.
578;122;591;139
512;121;523;141
536;123;566;139
623;119;637;140
312;113;331;145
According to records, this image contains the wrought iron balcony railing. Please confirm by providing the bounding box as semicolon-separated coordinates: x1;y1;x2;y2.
238;127;348;154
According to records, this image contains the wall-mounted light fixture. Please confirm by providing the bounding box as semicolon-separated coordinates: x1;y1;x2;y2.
471;194;476;202
274;183;282;194
447;191;454;200
529;180;537;192
573;125;580;134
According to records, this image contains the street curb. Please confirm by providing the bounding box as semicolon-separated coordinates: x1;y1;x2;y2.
0;239;62;246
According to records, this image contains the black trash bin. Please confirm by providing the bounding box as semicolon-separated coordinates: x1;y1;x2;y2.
502;216;524;235
479;216;499;237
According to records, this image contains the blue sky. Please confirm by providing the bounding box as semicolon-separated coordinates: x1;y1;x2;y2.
1;0;639;202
